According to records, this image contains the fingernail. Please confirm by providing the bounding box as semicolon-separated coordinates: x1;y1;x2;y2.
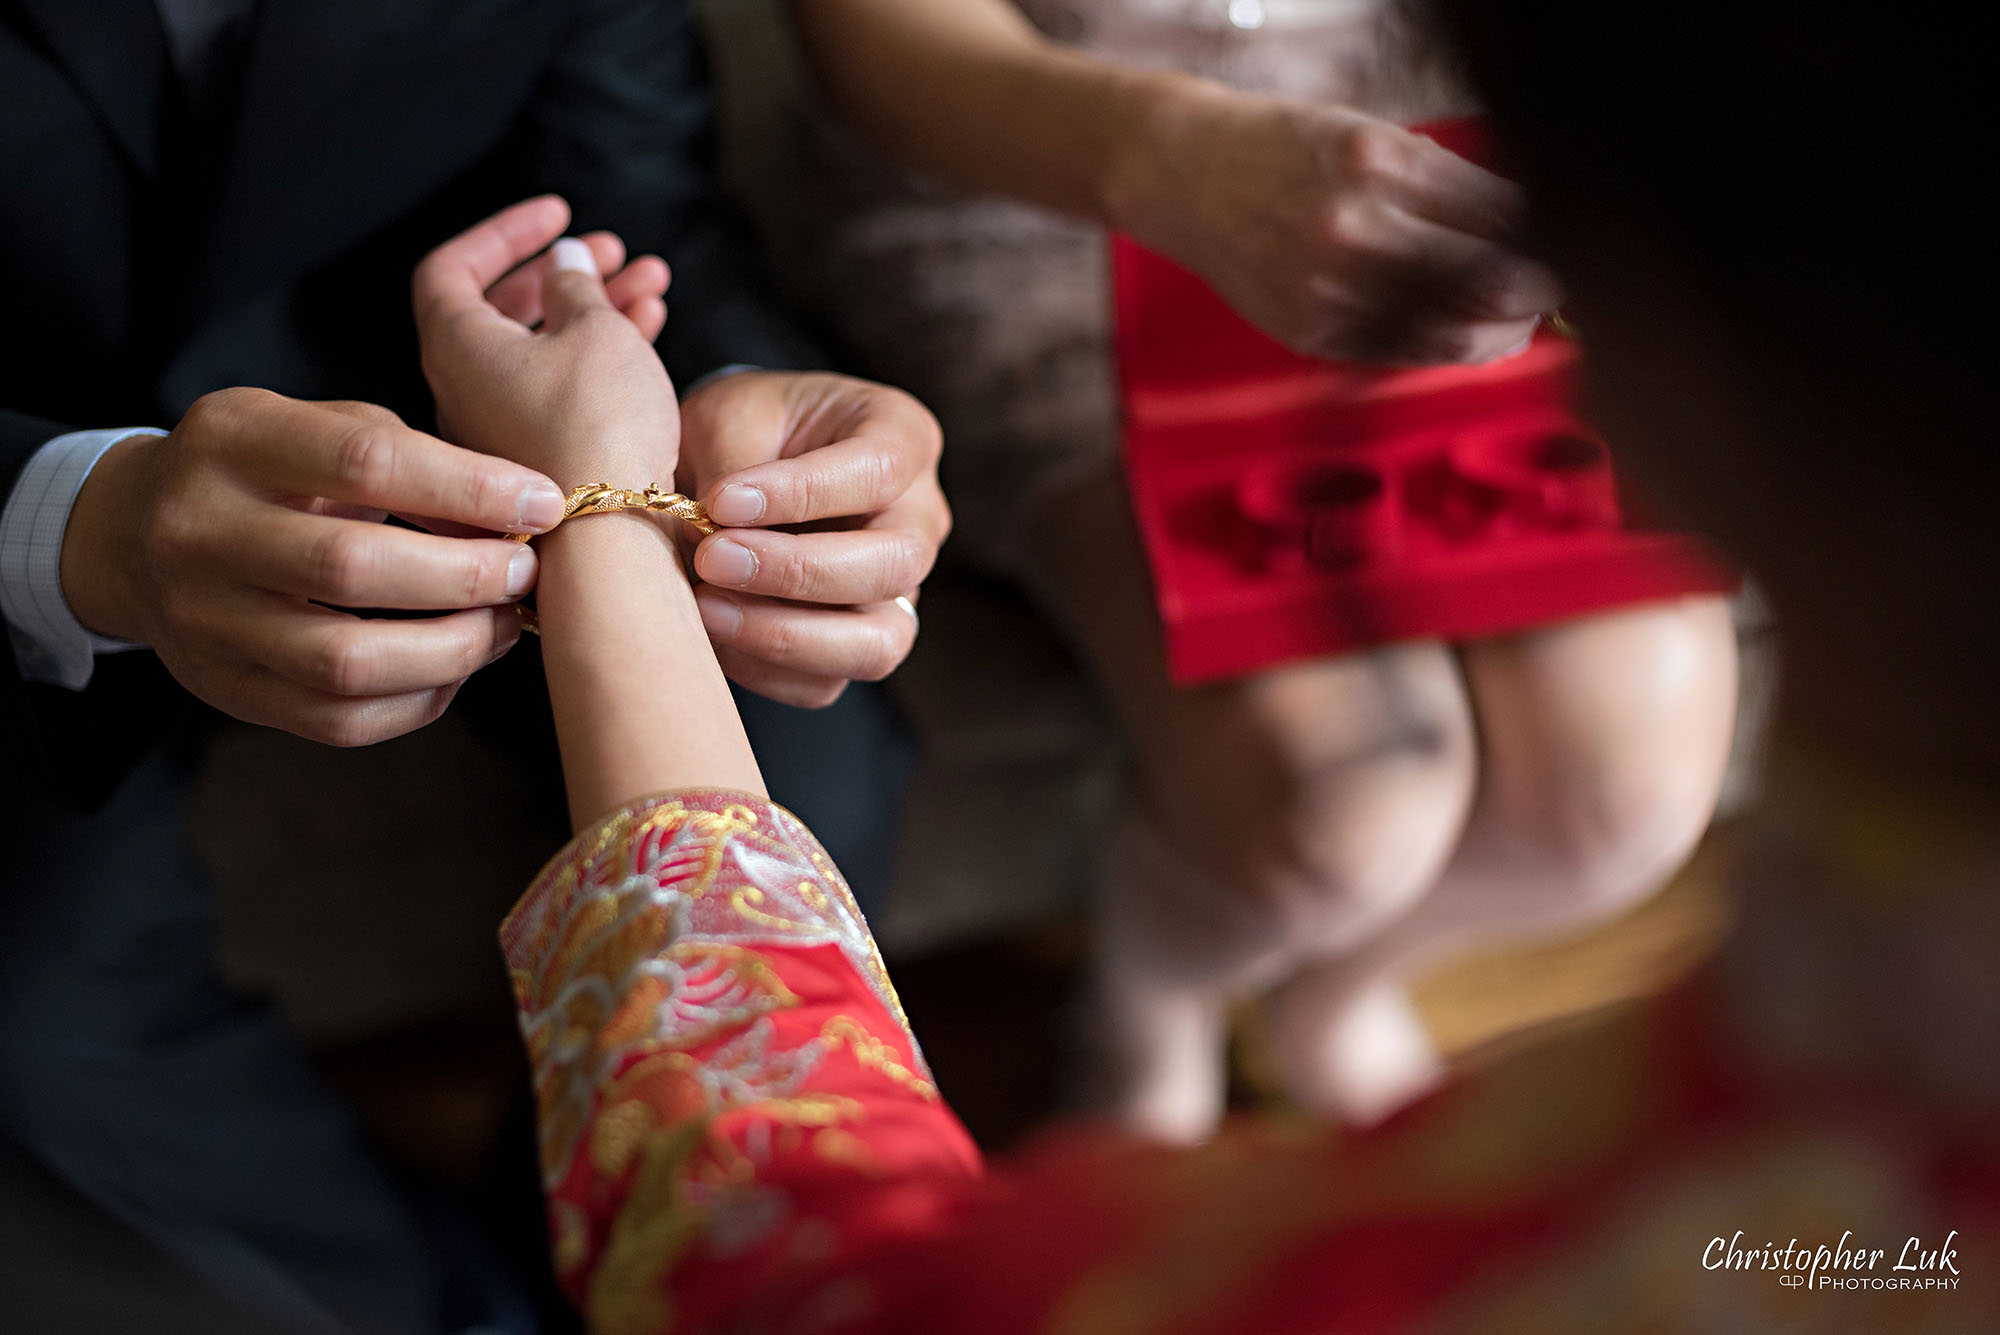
694;590;743;638
550;237;596;275
700;538;758;586
708;484;765;525
505;547;538;598
517;481;566;532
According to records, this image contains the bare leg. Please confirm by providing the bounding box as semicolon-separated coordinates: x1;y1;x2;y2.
1268;596;1740;1123
1024;468;1478;1140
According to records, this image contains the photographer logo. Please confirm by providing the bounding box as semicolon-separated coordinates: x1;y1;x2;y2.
1703;1230;1960;1293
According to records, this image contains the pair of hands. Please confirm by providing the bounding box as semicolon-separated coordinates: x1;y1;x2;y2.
63;197;946;746
1114;85;1562;364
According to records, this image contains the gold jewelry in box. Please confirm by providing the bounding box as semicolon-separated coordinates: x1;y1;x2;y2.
506;483;718;634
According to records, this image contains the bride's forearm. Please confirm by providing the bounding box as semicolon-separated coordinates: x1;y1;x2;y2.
534;513;764;832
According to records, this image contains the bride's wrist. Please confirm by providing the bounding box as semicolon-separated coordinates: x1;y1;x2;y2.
532;509;702;649
544;452;681;494
535;506;690;576
531;499;760;825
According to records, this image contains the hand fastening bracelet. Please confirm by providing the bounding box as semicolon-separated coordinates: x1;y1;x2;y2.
505;483;718;633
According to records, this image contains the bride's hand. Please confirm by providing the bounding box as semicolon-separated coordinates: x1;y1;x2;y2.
413;197;680;488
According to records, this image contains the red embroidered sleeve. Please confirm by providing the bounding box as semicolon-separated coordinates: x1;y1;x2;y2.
500;791;982;1334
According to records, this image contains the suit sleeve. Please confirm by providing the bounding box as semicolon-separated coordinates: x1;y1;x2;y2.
517;0;826;385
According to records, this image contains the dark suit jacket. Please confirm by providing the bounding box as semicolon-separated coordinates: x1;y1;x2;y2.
0;0;818;809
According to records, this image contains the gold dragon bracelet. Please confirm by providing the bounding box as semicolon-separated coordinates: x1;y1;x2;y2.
505;483;719;634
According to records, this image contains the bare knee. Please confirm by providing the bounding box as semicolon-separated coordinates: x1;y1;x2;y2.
1260;730;1474;940
1514;749;1721;917
1142;649;1477;945
1465;597;1739;921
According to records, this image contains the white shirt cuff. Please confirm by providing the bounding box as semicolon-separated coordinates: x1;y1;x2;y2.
0;427;162;690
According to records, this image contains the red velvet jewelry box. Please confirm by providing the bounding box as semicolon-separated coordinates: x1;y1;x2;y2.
1113;120;1735;685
